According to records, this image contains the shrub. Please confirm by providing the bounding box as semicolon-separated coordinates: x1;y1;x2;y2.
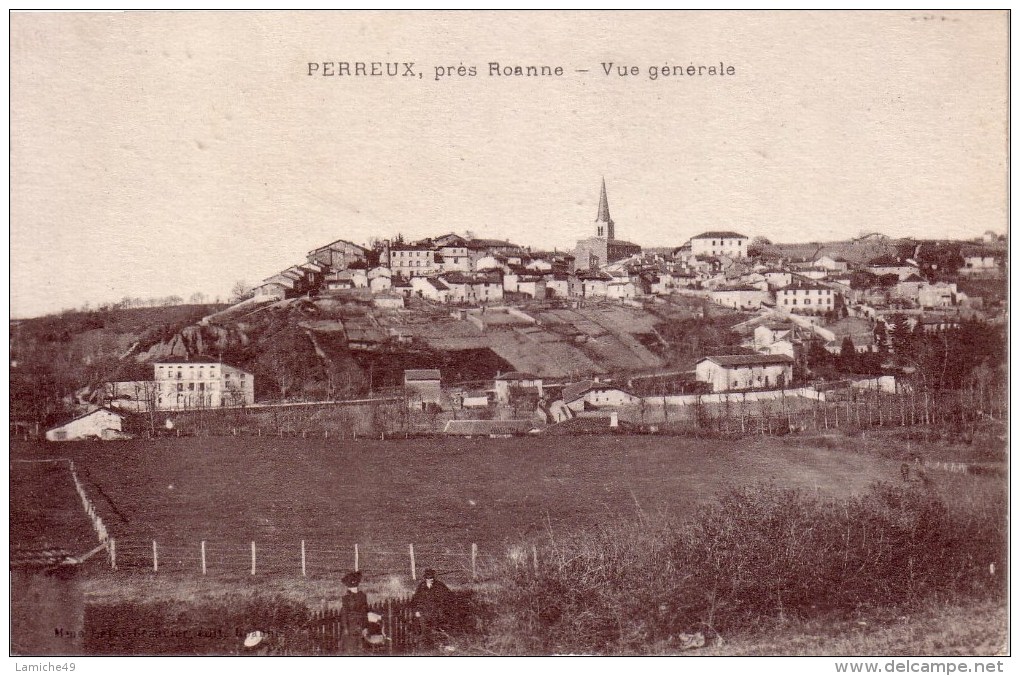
475;481;1004;654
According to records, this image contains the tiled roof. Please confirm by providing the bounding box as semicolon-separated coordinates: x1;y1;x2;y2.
46;406;124;431
154;356;221;364
308;239;368;254
692;231;748;240
496;371;539;381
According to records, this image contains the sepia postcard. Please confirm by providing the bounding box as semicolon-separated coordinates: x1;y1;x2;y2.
8;10;1010;672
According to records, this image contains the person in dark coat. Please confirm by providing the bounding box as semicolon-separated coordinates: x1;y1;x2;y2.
339;571;369;654
410;568;452;646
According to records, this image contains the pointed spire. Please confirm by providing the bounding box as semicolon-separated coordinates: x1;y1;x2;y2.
596;177;611;223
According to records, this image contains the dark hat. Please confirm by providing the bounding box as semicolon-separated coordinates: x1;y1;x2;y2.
342;571;362;587
423;568;437;579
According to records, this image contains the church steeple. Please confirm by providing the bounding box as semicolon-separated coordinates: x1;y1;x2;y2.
595;177;614;240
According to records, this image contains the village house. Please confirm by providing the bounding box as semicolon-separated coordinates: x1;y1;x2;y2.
546;272;571;298
606;273;638;300
368;274;392;294
389;244;440;278
776;279;838;315
689;231;748;259
458;390;492;408
710;285;770;311
410;276;450;302
918;282;957;309
306;239;369;270
695;354;794;392
45;407;128;441
865;256;920;282
404;369;442;410
503;271;548;299
474;254;505;272
154;357;255;410
562;380;641;412
253;275;296;301
441;271;504;304
494;371;544;404
813;255;850;272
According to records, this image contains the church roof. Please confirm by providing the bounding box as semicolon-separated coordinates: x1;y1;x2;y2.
596;178;612;223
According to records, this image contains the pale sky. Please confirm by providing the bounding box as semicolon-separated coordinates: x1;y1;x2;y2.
10;11;1008;317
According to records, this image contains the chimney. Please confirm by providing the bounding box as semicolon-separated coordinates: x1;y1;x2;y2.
609;411;619;428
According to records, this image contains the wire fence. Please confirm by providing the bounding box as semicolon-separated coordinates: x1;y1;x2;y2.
106;538;511;584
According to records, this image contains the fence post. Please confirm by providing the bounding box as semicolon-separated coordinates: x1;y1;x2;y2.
301;540;307;577
471;543;478;580
201;540;207;575
354;544;359;572
153;540;158;573
387;599;394;656
109;538;117;570
409;544;416;581
251;541;256;576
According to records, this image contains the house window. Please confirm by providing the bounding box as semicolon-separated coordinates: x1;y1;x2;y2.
177;383;184;392
189;383;195;390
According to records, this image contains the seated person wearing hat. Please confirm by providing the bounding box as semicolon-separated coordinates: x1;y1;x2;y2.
340;571;369;653
410;568;452;642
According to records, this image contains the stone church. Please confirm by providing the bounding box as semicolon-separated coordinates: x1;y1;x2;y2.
573;179;642;270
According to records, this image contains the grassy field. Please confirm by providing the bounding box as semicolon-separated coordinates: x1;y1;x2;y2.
12;431;1006;656
12;435;898;586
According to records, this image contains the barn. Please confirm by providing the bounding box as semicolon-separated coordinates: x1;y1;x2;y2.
45;408;128;442
695;355;794;392
404;369;442;410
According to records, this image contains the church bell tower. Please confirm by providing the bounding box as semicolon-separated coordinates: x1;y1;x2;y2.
594;177;614;240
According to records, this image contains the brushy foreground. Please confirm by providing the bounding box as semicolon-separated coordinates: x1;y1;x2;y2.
471;481;1006;655
78;479;1005;656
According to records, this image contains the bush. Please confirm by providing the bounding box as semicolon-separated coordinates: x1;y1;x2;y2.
475;481;1004;654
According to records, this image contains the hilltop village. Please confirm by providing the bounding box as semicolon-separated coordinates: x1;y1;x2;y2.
31;180;1007;441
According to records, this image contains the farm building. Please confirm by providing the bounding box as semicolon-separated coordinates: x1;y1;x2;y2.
459;390;492;408
404;369;442;410
154;357;255;410
45;407;127;442
562;380;641;412
494;371;544;404
695;354;793;392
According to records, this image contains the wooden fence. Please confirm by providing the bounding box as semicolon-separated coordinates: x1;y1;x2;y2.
305;596;416;654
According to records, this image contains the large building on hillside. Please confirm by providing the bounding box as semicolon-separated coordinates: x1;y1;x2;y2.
573;179;642;270
154;357;255;410
307;239;369;270
690;231;748;259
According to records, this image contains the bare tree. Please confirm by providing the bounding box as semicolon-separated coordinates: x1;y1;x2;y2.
230;280;254;303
